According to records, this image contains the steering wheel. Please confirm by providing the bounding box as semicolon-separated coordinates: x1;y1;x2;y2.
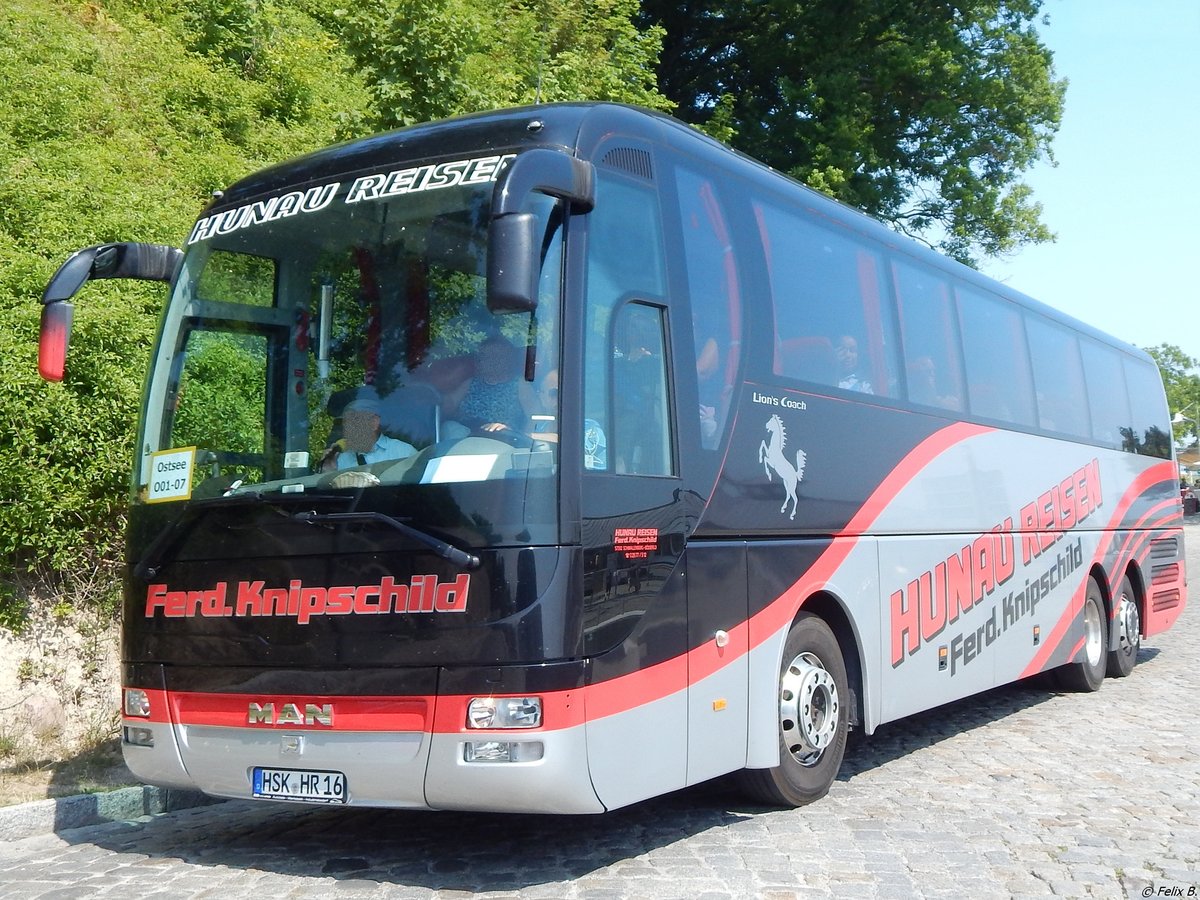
470;424;534;449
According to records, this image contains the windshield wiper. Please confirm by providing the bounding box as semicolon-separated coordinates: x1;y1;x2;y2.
291;511;481;570
133;491;348;581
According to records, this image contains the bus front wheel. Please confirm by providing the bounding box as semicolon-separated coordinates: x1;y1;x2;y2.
1054;576;1108;692
739;612;849;807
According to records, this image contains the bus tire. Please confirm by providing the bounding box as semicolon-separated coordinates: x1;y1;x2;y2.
738;612;849;807
1054;576;1107;692
1106;574;1140;678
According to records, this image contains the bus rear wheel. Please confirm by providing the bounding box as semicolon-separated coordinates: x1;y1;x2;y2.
738;612;849;807
1054;576;1107;692
1106;574;1140;678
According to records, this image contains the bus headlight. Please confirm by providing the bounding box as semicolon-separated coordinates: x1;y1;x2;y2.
123;726;155;747
466;697;542;729
123;688;152;718
464;741;544;763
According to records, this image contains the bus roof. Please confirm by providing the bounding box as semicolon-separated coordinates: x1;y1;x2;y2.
203;101;1152;366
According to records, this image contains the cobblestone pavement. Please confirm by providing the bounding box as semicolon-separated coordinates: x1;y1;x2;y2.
2;524;1197;900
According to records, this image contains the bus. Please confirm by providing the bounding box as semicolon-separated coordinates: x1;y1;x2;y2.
38;102;1187;813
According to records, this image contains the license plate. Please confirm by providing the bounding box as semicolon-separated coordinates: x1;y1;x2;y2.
252;767;347;803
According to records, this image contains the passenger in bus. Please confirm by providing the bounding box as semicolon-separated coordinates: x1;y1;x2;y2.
612;309;668;474
445;334;533;437
530;369;608;470
696;335;721;448
835;335;873;393
907;356;959;410
321;393;418;471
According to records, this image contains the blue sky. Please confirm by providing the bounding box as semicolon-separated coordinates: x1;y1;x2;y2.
979;0;1200;366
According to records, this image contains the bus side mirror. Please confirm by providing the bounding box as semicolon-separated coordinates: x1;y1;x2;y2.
487;149;594;313
38;242;183;381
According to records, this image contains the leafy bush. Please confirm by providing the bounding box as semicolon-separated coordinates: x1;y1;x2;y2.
0;0;667;625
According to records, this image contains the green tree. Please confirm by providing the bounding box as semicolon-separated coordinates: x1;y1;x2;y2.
639;0;1066;264
1145;344;1200;451
334;0;670;133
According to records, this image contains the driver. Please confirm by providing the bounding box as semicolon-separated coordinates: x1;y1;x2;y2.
322;394;417;471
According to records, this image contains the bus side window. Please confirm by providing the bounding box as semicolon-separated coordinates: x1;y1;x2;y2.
957;287;1036;427
755;200;898;397
1080;338;1132;450
675;167;742;449
584;169;669;475
610;302;674;475
1123;356;1172;458
893;259;966;413
1025;314;1091;439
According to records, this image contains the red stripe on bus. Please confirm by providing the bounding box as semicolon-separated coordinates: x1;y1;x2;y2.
1019;461;1179;677
750;421;993;649
167;691;432;731
128;688;591;734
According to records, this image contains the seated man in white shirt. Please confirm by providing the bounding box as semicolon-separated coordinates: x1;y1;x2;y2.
323;392;417;471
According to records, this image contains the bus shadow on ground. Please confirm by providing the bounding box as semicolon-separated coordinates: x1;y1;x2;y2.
840;645;1161;778
64;648;1160;893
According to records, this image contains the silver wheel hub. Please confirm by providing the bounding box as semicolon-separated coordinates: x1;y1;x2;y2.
1116;592;1140;656
780;651;840;767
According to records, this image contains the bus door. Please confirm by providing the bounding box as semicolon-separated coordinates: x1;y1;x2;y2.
579;156;698;809
668;160;750;786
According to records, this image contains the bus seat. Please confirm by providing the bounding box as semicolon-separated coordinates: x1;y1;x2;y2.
778;336;836;384
379;381;441;446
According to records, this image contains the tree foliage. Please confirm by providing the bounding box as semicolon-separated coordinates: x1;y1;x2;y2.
640;0;1066;264
0;0;665;618
1145;344;1200;452
334;0;670;133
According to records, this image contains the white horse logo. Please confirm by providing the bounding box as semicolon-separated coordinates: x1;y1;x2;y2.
759;414;807;520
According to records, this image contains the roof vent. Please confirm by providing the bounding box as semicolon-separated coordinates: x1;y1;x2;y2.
600;146;654;182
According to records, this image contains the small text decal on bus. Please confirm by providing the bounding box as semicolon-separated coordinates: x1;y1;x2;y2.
145;574;471;624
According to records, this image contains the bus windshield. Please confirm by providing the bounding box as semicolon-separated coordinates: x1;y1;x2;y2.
136;158;564;548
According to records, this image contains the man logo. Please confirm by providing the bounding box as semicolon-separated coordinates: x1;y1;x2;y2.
247;702;333;727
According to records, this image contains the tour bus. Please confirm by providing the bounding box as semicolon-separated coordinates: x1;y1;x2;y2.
38;103;1186;813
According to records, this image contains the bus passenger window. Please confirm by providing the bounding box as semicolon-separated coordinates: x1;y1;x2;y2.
1025;315;1090;439
956;287;1036;427
1122;355;1171;458
675;167;742;449
1080;339;1132;449
611;303;674;476
584;169;669;475
893;259;965;413
755;201;898;397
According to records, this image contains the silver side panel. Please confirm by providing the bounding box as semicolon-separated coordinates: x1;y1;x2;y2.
121;719;194;790
586;690;687;810
425;726;604;814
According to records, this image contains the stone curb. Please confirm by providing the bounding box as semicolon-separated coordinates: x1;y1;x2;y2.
0;786;223;841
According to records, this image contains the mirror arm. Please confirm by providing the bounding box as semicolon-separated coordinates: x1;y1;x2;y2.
491;149;595;218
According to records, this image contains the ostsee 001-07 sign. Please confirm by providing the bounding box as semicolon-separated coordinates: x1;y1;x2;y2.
146;447;195;503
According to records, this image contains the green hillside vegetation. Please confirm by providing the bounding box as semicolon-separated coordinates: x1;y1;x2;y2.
0;0;666;623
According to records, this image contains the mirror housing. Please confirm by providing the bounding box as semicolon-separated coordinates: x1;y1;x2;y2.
38;242;183;381
487;149;594;313
487;213;539;313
